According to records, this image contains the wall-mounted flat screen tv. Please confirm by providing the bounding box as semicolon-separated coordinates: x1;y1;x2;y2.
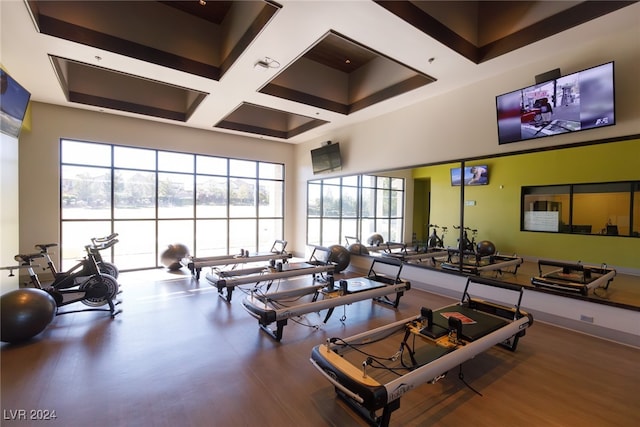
496;62;615;145
311;142;342;174
0;69;31;138
451;165;489;186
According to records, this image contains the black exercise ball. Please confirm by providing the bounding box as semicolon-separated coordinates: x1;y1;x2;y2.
347;243;370;255
328;244;351;273
1;288;57;344
161;243;190;270
366;233;384;246
477;240;496;257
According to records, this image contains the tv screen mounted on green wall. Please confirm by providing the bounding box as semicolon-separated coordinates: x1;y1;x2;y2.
451;165;489;186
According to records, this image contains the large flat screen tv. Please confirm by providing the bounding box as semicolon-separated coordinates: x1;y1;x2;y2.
311;142;342;174
496;62;615;145
451;165;489;186
1;69;31;138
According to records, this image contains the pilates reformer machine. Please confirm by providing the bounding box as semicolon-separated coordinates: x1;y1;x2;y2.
440;253;524;275
377;242;450;266
310;276;533;427
241;257;411;342
183;240;291;280
345;236;406;254
531;259;616;296
206;260;335;303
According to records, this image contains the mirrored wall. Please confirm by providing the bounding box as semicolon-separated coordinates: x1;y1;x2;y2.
306;136;640;309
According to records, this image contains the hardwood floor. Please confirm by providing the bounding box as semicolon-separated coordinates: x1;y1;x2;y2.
2;268;639;427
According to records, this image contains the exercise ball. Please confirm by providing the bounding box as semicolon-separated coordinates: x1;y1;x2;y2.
477;240;496;257
327;244;351;273
161;243;190;271
347;243;370;256
1;288;57;344
366;233;384;247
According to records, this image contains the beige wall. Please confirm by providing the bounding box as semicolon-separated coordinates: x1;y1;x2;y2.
293;12;640;254
18;103;297;269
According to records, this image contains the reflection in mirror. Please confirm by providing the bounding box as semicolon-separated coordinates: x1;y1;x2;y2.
306;174;405;247
306;139;640;310
523;182;638;235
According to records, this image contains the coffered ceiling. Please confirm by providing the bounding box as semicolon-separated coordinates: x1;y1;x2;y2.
1;1;636;143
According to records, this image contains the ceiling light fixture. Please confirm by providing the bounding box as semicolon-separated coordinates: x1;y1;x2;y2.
254;57;280;70
199;0;206;5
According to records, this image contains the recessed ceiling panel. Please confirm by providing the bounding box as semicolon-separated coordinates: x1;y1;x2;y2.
215;103;329;139
374;1;635;63
50;55;208;122
27;0;280;80
259;31;436;115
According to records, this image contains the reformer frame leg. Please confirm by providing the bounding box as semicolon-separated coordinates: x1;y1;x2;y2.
217;285;233;303
323;307;335;323
259;319;286;341
336;387;400;427
373;290;404;308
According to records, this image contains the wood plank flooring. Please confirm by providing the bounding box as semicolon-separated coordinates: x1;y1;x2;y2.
1;268;639;427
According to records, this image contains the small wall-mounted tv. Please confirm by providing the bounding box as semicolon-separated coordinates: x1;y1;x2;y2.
0;69;31;138
311;142;342;174
496;62;615;145
451;165;489;186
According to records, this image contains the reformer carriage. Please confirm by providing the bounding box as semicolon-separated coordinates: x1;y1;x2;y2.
531;259;616;296
440;253;524;275
242;257;410;341
310;276;533;427
183;240;291;280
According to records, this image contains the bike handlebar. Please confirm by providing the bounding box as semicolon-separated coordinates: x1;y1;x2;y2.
91;233;119;244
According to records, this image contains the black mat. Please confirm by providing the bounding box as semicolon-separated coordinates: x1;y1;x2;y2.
345;277;386;293
432;306;508;341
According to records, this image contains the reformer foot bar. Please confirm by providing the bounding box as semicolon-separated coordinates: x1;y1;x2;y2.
531;259;616;296
206;261;334;303
241;257;410;342
380;244;450;266
440;254;523;275
370;241;409;253
345;236;407;254
310;276;533;427
183;240;291;279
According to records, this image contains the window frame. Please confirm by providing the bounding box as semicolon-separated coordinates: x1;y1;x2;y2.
306;174;405;247
521;181;638;237
60;139;285;271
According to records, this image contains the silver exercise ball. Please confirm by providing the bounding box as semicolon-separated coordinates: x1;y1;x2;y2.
161;243;190;271
328;244;351;273
1;288;57;344
366;233;384;246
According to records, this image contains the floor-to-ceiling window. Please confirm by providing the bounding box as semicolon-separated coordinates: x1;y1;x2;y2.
60;139;284;271
307;174;404;247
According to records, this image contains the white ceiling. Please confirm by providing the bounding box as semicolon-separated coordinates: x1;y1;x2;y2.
1;0;638;144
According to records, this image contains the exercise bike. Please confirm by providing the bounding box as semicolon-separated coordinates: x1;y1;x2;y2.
446;226;479;263
427;224;448;249
88;233;120;278
453;225;478;254
36;234;119;284
13;250;122;317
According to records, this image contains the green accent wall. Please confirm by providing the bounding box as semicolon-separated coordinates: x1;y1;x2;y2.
413;138;640;269
412;179;430;242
